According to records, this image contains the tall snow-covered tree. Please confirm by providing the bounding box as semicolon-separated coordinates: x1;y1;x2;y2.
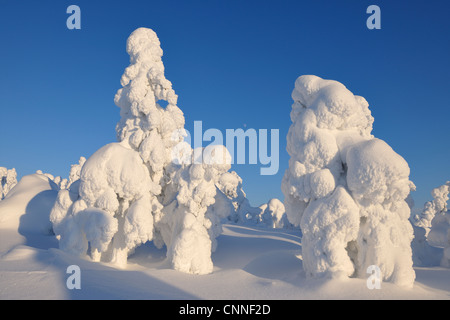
51;28;239;274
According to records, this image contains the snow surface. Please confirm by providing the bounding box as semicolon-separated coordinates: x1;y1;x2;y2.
0;174;449;300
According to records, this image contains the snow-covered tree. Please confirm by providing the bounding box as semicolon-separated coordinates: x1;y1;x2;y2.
282;75;415;287
50;142;158;265
258;198;289;228
415;182;450;267
423;182;450;247
51;28;239;274
441;216;450;267
411;182;449;266
0;167;17;200
156;145;233;274
414;182;449;234
213;170;262;224
67;157;86;188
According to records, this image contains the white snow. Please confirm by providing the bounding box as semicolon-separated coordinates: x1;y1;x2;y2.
1;30;448;300
0;180;449;299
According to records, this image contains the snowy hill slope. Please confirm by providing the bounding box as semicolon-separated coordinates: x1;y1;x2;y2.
0;175;449;300
0;174;58;253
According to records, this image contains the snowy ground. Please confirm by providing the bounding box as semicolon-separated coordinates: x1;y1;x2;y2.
0;174;449;300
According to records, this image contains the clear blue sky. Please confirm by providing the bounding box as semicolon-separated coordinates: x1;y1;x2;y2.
0;0;449;209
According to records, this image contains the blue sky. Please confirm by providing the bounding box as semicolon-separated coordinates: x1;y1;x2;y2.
0;0;449;208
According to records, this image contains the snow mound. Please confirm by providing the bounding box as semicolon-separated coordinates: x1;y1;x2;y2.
0;173;58;253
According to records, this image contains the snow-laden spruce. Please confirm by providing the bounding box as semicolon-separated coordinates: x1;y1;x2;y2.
427;182;450;267
67;157;86;189
0;167;17;200
282;75;416;287
156;145;233;274
258;199;289;228
419;182;449;245
213;170;288;228
411;181;449;267
217;171;262;224
50;28;244;274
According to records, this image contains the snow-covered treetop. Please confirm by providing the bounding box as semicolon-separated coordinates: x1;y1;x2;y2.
291;75;374;135
431;182;450;214
114;27;185;181
286;75;375;181
414;181;450;230
68;156;86;187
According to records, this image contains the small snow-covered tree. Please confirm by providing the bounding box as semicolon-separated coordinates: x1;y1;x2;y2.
411;181;449;266
67;157;86;188
414;181;450;267
0;167;17;200
156;145;233;274
282;75;415;287
258;198;289;228
199;168;262;226
50;142;158;266
413;182;449;233
441;215;450;267
423;182;450;246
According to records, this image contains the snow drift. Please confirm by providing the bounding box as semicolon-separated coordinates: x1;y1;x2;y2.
0;173;58;253
282;75;416;287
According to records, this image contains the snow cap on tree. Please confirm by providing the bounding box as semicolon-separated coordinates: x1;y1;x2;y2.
114;27;185;184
